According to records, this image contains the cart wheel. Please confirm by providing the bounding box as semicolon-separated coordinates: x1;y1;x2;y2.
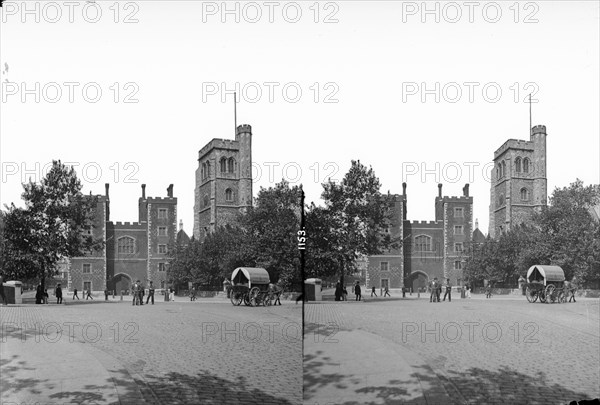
263;294;272;306
557;291;566;303
244;293;252;306
230;291;243;306
545;285;556;303
249;287;260;307
525;287;538;303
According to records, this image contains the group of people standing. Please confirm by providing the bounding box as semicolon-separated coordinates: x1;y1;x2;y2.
429;278;453;303
131;280;155;305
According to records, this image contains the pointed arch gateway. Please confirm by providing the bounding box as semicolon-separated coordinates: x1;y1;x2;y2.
111;273;133;294
407;271;429;292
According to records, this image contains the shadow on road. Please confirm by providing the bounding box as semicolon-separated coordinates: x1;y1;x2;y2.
304;348;595;405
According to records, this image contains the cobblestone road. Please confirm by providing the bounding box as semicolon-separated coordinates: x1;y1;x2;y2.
1;300;302;404
304;297;600;405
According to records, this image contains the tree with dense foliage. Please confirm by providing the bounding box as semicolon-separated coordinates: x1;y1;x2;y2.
319;160;398;285
463;180;600;288
0;160;102;292
241;180;302;290
167;180;303;291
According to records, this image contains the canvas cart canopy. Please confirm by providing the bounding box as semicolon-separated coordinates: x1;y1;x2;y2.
526;265;565;285
231;267;270;288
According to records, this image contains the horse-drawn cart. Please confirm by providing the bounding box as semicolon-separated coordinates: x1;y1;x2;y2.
230;267;273;307
525;265;566;304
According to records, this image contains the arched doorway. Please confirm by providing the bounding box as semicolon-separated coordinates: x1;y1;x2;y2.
112;273;132;295
408;271;429;292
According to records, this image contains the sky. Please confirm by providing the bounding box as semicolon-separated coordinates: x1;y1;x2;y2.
1;0;599;236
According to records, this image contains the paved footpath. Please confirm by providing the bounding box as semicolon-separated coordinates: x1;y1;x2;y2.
304;295;600;405
1;298;302;404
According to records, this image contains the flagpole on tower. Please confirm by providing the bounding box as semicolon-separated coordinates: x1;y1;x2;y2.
529;93;532;135
234;91;237;135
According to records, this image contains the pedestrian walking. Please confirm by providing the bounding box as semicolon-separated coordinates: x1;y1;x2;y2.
443;278;452;302
139;283;145;305
72;288;80;300
190;287;196;301
334;281;342;301
342;285;348;301
169;288;175;302
104;289;109;301
55;283;63;304
383;286;391;297
569;277;577;302
146;281;155;305
430;278;438;303
0;273;8;305
466;285;472;299
354;281;362;301
371;286;377;297
85;289;93;300
131;281;139;306
485;285;492;299
43;289;49;304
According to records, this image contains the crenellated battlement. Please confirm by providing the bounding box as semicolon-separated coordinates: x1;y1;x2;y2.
198;139;240;159
494;139;534;158
110;221;145;228
146;197;177;203
408;220;441;225
440;196;473;202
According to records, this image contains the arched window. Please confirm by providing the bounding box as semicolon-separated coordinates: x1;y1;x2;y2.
520;188;529;201
515;157;521;173
220;157;227;173
497;164;502;179
523;158;530;173
206;161;211;177
498;193;504;207
228;157;235;173
225;188;233;201
203;194;209;208
502;161;506;177
117;236;135;254
201;163;206;180
414;235;432;252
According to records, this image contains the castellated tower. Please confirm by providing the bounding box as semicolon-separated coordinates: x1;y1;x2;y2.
194;124;253;241
489;125;547;238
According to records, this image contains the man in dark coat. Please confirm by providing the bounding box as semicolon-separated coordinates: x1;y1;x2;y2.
429;279;437;303
0;273;8;305
334;282;342;301
55;284;63;304
146;281;155;305
354;281;362;301
443;278;452;302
